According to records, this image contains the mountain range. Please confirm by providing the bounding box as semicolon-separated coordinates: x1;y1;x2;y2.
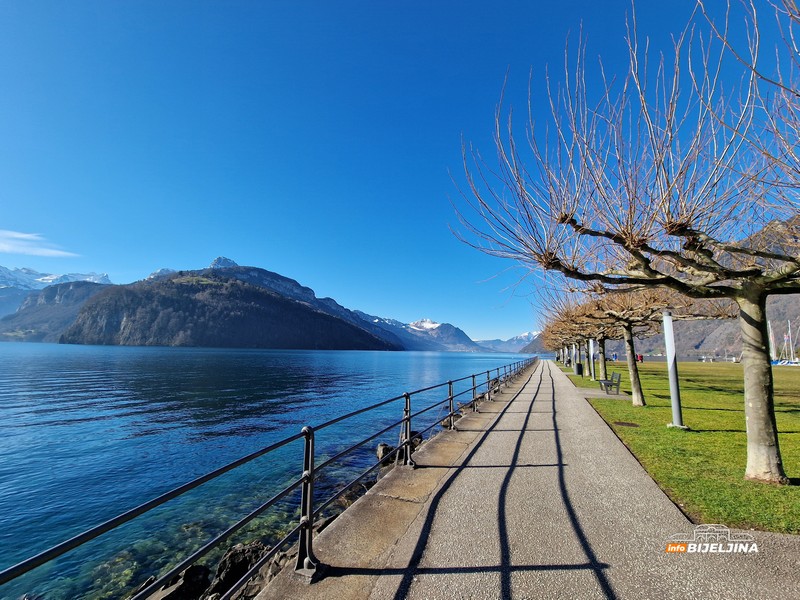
0;264;111;290
600;295;800;359
477;332;540;353
0;266;111;318
0;259;538;352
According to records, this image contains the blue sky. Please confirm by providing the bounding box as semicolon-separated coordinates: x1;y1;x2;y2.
0;0;716;340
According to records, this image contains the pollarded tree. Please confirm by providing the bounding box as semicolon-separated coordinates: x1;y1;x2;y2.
539;288;623;382
587;289;664;406
459;8;798;483
539;320;576;364
543;286;731;406
543;287;730;405
584;287;737;406
539;302;585;363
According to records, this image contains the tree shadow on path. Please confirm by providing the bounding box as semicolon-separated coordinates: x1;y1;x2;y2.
374;362;618;600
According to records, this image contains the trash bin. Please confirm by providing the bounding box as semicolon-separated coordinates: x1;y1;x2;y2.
574;363;583;376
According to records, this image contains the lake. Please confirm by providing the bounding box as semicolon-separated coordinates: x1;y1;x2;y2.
0;343;529;599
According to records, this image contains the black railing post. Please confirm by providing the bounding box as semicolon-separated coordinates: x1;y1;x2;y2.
295;426;319;578
401;393;416;467
448;381;454;430
471;374;477;411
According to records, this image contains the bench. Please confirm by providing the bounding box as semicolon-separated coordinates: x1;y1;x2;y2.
598;372;621;394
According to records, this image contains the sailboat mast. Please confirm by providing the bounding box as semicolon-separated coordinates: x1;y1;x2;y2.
768;321;776;361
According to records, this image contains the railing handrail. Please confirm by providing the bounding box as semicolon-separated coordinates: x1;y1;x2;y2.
0;356;538;597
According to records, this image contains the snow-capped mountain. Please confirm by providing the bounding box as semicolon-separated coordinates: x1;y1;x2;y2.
478;331;541;353
147;268;177;280
409;318;442;331
0;265;112;318
209;256;238;269
411;320;482;352
0;265;111;290
356;313;485;352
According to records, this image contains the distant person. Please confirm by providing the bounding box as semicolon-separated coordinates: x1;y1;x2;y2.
612;352;618;361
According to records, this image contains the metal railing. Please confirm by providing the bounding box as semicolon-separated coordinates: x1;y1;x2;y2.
0;356;537;599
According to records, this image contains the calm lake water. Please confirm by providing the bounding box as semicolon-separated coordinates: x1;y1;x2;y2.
0;344;528;599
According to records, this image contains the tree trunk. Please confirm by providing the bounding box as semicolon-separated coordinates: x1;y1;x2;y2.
736;292;789;484
581;339;588;372
597;338;608;381
584;339;591;377
622;323;645;406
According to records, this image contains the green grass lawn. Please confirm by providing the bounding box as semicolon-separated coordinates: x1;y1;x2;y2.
570;361;800;534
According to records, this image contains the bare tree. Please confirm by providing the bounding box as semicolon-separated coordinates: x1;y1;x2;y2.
540;290;622;387
698;1;800;202
535;284;620;379
589;290;666;406
588;288;737;405
542;286;735;406
459;7;798;483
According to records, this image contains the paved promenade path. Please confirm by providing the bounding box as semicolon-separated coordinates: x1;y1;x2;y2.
258;360;800;600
